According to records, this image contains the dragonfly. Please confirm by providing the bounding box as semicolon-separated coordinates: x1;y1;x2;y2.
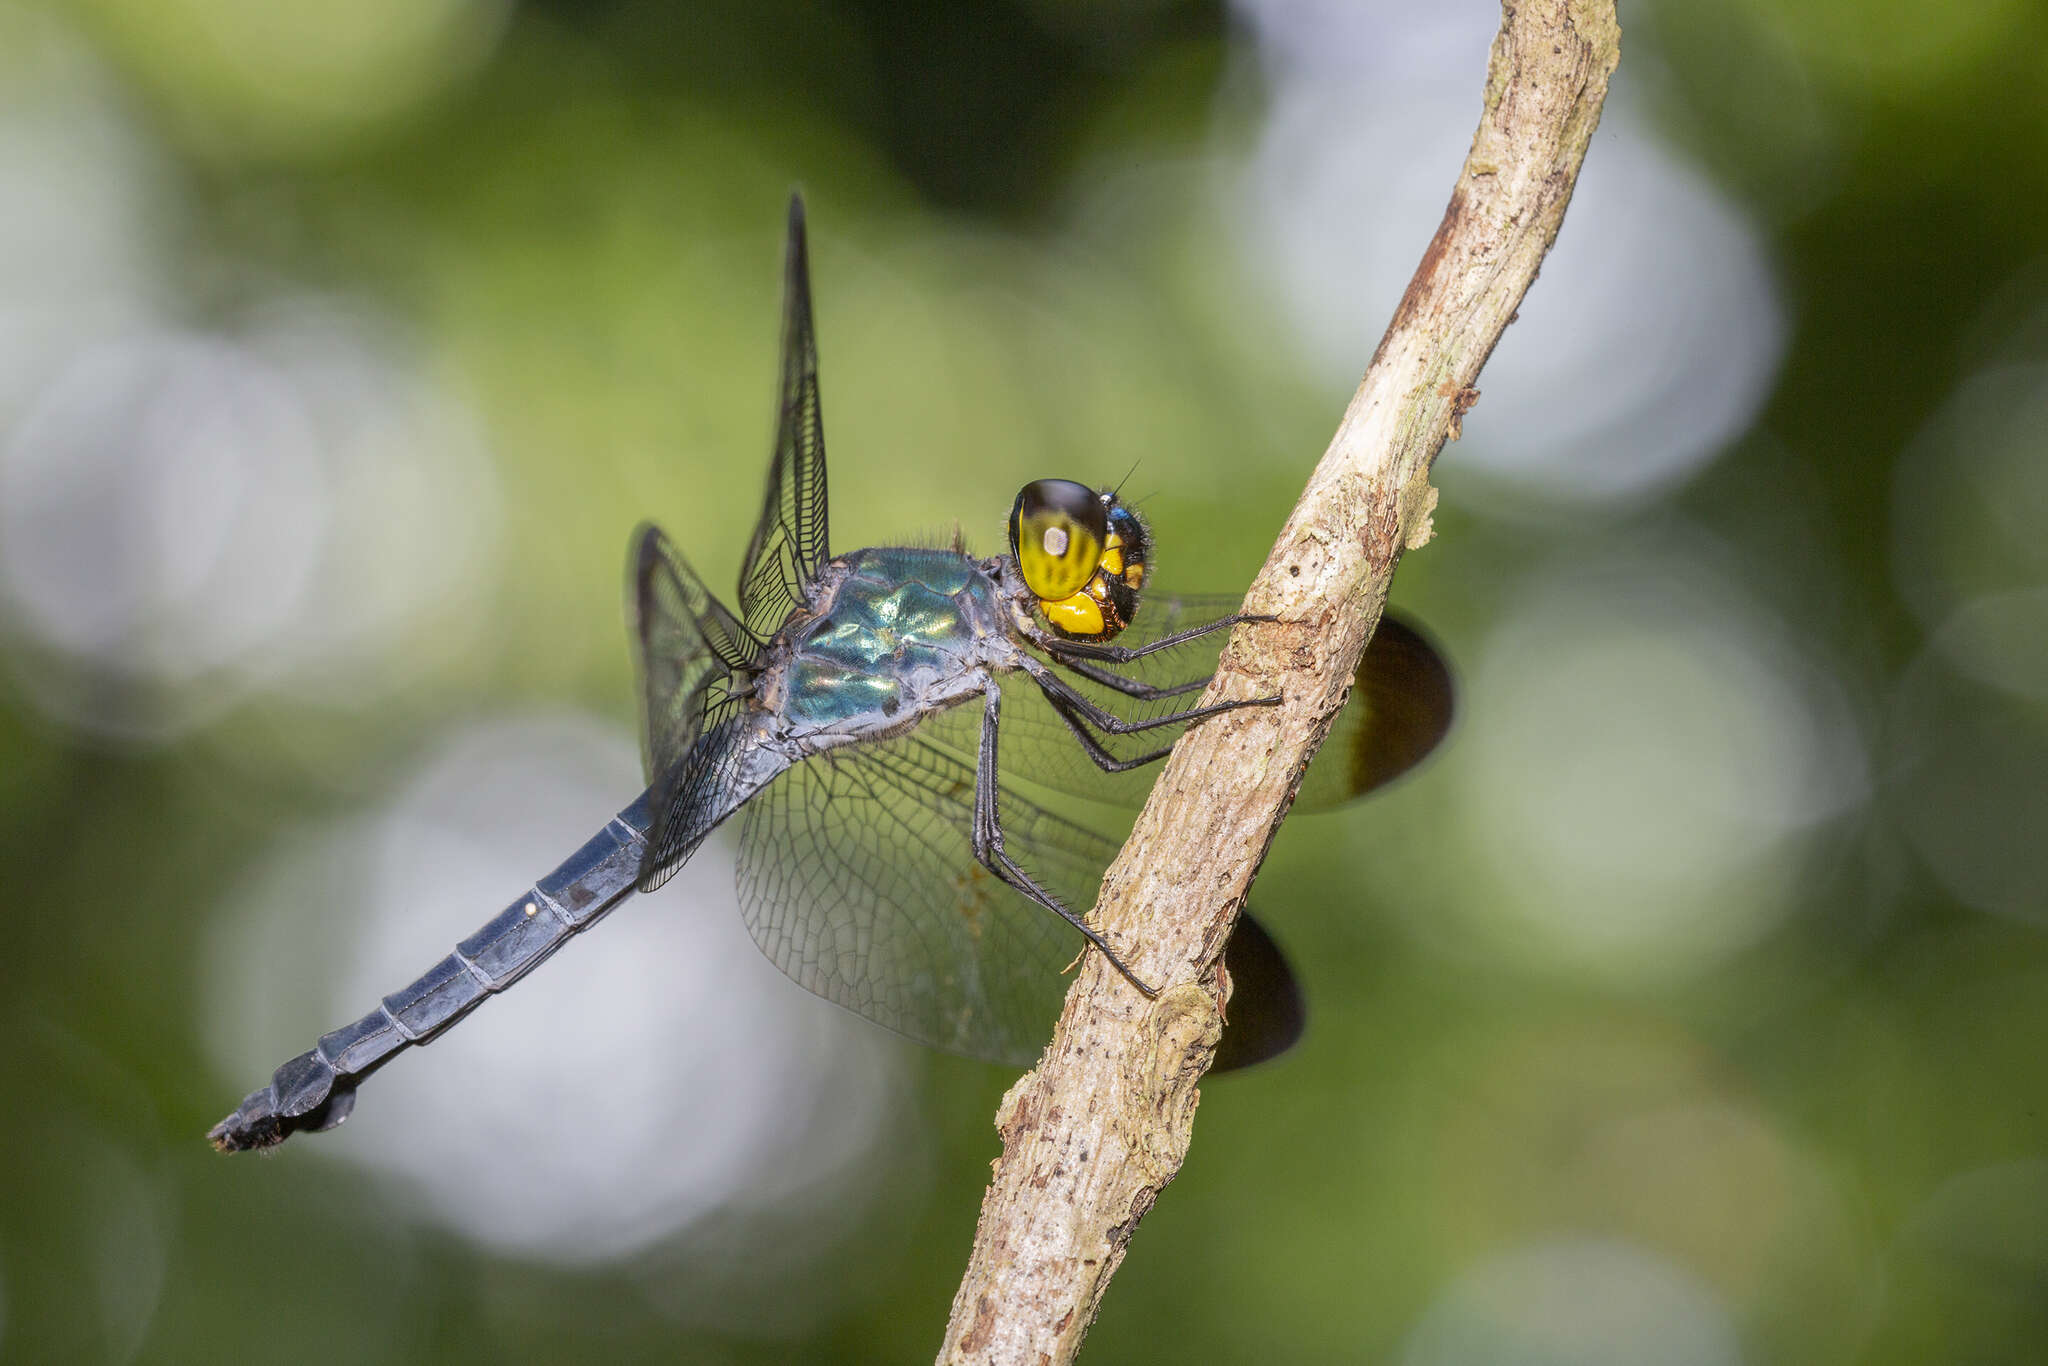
209;196;1452;1153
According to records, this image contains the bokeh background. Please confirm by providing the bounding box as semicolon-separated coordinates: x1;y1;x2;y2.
3;0;2045;1361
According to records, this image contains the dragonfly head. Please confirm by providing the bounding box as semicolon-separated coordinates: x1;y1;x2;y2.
1007;478;1151;640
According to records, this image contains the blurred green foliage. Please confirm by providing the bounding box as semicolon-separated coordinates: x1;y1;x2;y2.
4;0;2048;1362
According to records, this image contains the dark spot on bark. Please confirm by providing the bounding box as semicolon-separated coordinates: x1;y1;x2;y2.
961;1296;997;1353
1384;186;1469;343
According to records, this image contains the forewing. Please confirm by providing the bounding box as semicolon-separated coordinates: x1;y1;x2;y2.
630;522;757;781
734;701;1304;1068
737;194;830;641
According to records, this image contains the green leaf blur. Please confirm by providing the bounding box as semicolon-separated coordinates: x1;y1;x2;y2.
3;1;2046;1363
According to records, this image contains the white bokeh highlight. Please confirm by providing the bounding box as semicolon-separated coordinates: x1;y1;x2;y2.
1886;311;2048;923
1401;1236;1744;1366
0;11;167;432
205;714;907;1264
81;1134;168;1366
0;26;499;740
1229;1;1783;506
1443;538;1867;977
1;331;331;681
1892;362;2048;696
1901;1159;2048;1278
1888;621;2048;926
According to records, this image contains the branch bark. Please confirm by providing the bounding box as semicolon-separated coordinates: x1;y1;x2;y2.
936;4;1621;1362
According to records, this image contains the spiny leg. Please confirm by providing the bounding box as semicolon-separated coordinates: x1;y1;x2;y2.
970;685;1159;998
1019;654;1281;737
1043;611;1276;664
1050;652;1211;702
1037;685;1180;775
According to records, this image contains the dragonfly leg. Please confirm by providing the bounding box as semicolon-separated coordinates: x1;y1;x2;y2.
1043;611;1277;664
1019;654;1280;737
1050;653;1211;702
1036;686;1180;774
971;685;1160;998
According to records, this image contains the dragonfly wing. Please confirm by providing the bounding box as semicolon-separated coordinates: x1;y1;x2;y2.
630;526;778;894
735;701;1302;1069
736;711;1085;1065
975;598;1453;814
628;522;757;780
737;194;831;642
911;593;1252;810
1213;911;1305;1071
1295;614;1454;809
639;712;793;893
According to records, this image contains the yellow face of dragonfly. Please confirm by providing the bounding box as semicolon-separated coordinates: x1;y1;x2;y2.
1007;478;1150;641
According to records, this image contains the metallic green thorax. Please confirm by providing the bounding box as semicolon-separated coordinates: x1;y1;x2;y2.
783;547;1007;733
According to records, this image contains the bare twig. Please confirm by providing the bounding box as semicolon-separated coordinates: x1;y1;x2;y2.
935;3;1622;1362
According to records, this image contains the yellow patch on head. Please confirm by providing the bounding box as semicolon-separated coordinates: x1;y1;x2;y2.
1044;592;1106;636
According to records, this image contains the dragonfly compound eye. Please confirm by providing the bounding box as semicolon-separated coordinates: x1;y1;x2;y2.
1010;478;1107;602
